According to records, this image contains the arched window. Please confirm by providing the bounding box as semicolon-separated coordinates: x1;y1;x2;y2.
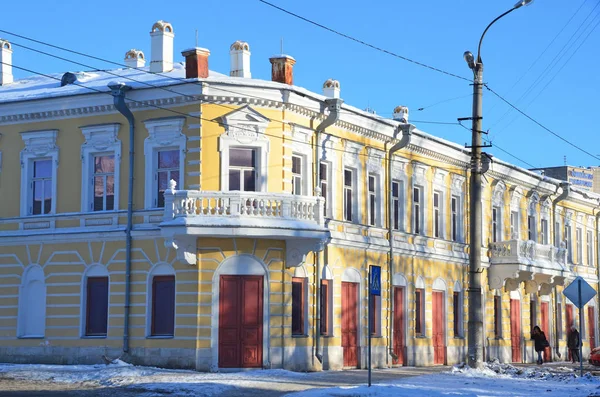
17;265;46;338
81;265;109;337
146;263;175;337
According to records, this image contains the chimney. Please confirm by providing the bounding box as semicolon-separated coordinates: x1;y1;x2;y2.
124;49;146;68
269;55;295;85
150;20;174;73
323;79;340;98
182;48;210;79
393;106;409;123
0;39;13;86
230;41;251;78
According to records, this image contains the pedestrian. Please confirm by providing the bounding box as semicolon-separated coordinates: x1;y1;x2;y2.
532;325;549;365
567;325;580;363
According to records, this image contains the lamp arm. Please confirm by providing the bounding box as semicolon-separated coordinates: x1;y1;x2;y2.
477;7;517;63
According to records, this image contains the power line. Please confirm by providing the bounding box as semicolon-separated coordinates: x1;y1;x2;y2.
485;84;600;162
256;0;470;82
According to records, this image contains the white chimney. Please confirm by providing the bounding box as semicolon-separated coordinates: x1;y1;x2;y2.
0;39;13;86
323;79;340;98
124;49;146;68
393;105;409;123
150;20;174;73
230;41;251;78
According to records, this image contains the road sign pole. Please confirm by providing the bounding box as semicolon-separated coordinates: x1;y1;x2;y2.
368;266;372;387
579;279;583;377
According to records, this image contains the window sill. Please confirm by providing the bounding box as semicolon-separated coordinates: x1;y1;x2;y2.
147;335;174;339
292;334;308;338
369;335;384;339
415;335;427;339
454;336;466;340
82;335;107;339
18;335;44;339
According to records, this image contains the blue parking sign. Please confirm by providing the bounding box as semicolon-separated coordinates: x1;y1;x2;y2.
370;265;381;296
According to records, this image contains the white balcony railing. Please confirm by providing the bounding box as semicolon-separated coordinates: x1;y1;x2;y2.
489;239;567;266
162;181;325;228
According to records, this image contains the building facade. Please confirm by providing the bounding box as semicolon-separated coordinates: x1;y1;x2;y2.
0;22;599;372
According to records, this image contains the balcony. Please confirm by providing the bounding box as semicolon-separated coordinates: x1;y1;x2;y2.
160;181;329;265
488;239;571;295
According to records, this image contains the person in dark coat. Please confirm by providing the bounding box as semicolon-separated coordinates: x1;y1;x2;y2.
567;325;580;363
532;325;549;364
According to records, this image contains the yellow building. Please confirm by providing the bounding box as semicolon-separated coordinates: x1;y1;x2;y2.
0;22;598;372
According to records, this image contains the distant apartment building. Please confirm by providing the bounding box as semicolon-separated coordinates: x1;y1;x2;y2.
531;166;595;192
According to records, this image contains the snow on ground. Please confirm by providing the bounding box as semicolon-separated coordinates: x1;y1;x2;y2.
0;359;599;396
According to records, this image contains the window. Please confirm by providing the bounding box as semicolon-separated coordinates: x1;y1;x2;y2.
91;155;115;211
434;192;441;238
81;124;121;213
144;117;186;209
528;215;536;241
156;150;180;207
368;174;376;226
17;265;46;338
494;295;501;338
557;296;563;339
576;227;583;264
530;298;537;337
292;277;306;335
320;162;329;215
229;148;256;192
453;292;460;337
415;288;424;336
413;187;421;234
510;211;519;239
392;181;403;230
31;159;53;215
343;169;354;222
20;130;59;217
492;207;500;243
151;276;175;336
320;279;331;335
85;277;108;336
565;224;573;262
541;219;549;245
451;196;459;242
587;231;593;266
292;154;303;195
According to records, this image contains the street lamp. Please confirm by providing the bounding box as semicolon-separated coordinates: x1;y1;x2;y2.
464;0;533;369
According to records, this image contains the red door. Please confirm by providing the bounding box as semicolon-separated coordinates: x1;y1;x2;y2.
432;291;445;364
393;287;405;365
566;304;574;361
342;282;359;368
541;302;551;362
219;275;263;368
510;299;521;363
589;306;596;350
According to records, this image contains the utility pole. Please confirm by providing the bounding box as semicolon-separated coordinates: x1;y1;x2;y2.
463;0;533;369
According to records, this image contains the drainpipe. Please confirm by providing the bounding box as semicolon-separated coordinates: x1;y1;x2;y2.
314;98;342;364
386;123;413;363
551;181;569;358
595;201;600;351
109;82;135;354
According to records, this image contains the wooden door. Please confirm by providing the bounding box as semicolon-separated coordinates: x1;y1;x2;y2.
510;299;521;363
589;306;596;350
541;302;551;362
393;287;405;365
566;304;574;361
219;275;263;368
432;291;445;364
342;281;359;368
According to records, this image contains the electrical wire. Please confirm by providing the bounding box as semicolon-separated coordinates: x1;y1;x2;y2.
256;0;470;82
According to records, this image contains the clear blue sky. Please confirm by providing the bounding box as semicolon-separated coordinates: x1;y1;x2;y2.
2;0;599;170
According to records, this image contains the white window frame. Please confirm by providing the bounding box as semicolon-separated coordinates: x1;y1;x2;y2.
318;134;339;219
528;215;537;242
368;173;377;226
576;227;583;265
343;167;355;222
291;153;306;195
366;148;384;228
450;174;466;243
144;117;186;208
342;141;364;222
413;186;423;235
434;191;442;238
510;188;522;240
412;162;429;236
541;219;549;245
80;124;121;213
492;206;501;243
587;230;593;266
20;130;59;218
432;169;447;240
392;179;404;231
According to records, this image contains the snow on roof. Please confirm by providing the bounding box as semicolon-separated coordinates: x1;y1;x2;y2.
0;63;226;104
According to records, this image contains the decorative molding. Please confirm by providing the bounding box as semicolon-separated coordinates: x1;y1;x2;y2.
165;236;197;265
366;147;384;174
433;167;448;186
342;140;364;167
411;161;428;184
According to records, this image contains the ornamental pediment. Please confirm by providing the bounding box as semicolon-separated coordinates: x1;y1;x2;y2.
217;105;270;145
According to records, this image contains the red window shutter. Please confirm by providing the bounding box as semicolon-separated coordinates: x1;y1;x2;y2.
320;280;329;335
152;275;175;336
86;277;109;336
292;278;304;335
